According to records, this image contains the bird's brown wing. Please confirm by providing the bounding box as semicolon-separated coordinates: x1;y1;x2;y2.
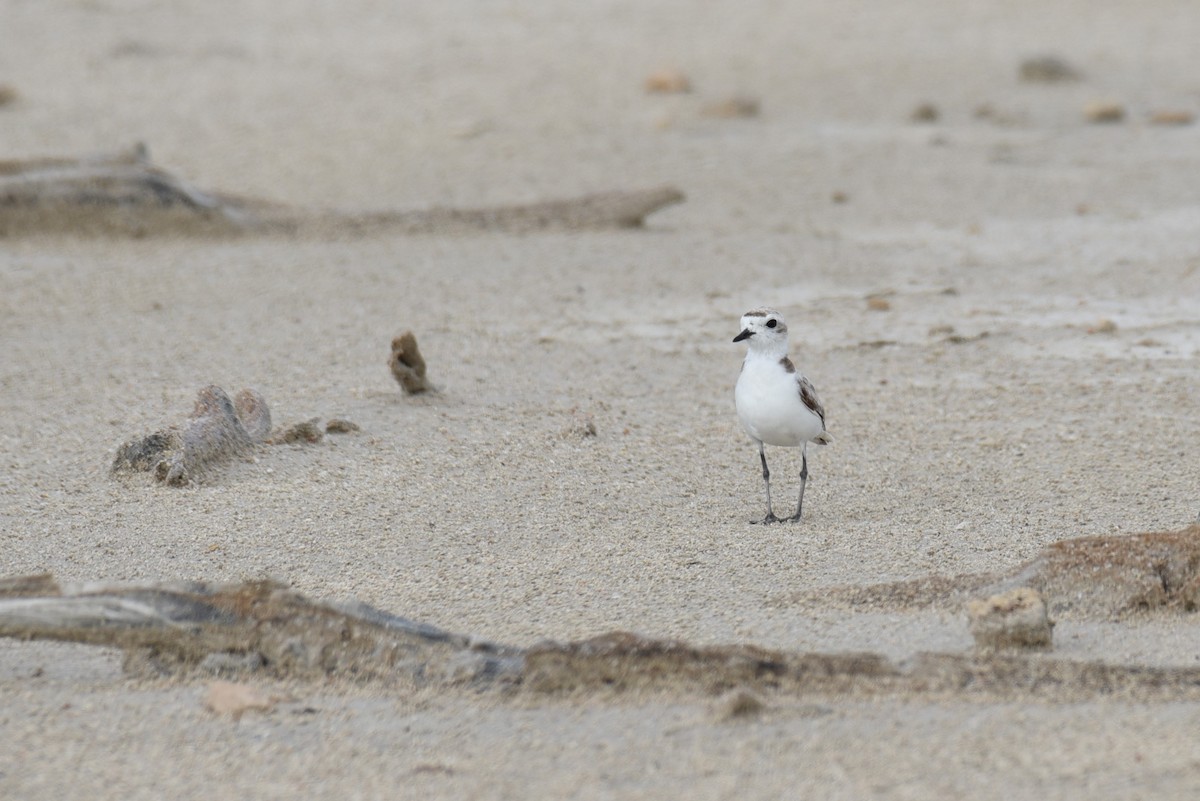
798;374;826;429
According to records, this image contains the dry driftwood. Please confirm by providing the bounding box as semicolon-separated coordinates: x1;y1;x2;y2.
6;563;1200;700
0;144;685;238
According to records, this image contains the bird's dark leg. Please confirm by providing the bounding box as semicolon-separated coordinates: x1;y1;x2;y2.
789;443;809;522
752;441;781;524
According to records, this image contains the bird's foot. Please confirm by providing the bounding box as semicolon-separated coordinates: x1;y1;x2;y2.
751;512;783;525
787;511;804;523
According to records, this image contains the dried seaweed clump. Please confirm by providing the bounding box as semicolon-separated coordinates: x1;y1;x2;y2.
1007;526;1200;617
112;386;270;486
390;331;434;394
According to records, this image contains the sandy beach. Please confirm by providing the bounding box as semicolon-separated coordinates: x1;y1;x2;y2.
3;1;1200;798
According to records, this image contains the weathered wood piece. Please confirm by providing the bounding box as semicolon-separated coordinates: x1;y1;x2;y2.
0;145;685;237
6;558;1200;700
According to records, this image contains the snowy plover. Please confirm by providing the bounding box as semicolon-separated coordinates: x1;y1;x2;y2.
733;308;831;523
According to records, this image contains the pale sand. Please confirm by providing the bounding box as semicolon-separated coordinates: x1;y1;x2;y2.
3;0;1200;798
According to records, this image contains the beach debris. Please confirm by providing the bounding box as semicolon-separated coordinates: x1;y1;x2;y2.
204;681;278;720
325;418;360;434
867;297;891;312
966;587;1054;652
972;103;1024;126
1004;526;1200;617
0;575;521;686
942;331;990;345
559;408;598;440
112;386;270;486
1149;110;1195;126
1087;318;1118;334
0;144;685;238
701;95;761;119
390;331;433;395
712;687;767;721
1084;100;1126;124
269;418;324;445
5;571;1200;700
796;525;1200;621
113;386;348;485
0;84;18;107
644;69;691;94
1018;55;1082;83
910;102;939;123
830;191;849;204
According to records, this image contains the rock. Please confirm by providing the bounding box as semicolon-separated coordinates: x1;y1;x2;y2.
325;418;360;434
910;102;939;123
967;587;1054;651
1019;56;1082;83
389;331;434;394
1084;101;1126;124
1149;110;1195;126
644;69;691;94
701;95;760;119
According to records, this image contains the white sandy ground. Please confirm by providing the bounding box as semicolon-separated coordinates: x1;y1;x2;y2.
3;0;1200;798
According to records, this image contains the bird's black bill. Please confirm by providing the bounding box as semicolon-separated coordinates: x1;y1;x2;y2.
733;329;753;342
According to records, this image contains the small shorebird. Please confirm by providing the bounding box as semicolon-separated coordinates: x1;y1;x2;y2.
733;308;831;523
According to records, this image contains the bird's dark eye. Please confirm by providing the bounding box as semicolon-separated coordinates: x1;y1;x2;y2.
766;319;777;328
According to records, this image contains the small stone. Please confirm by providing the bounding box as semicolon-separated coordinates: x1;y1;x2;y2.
644;69;691;94
390;331;434;394
1149;110;1195;126
830;191;849;204
700;95;760;119
966;587;1053;651
1019;56;1082;83
1087;318;1117;334
910;102;939;123
0;84;18;107
1084;101;1125;124
325;418;360;434
867;297;891;312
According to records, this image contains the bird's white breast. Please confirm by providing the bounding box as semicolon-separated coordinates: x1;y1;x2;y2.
735;356;824;447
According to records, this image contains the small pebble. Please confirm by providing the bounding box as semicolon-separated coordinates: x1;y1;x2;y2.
644;69;691;94
910;102;939;123
700;95;760;119
1019;55;1082;83
1148;110;1194;126
1084;101;1125;124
